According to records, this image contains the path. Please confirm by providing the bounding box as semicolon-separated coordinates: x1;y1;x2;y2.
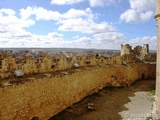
50;79;156;120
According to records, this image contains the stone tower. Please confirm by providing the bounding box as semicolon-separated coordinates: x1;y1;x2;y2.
155;0;160;115
142;44;149;56
120;44;132;56
133;44;149;61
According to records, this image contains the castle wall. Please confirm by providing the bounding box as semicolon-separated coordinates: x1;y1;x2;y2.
0;45;154;80
121;44;132;56
109;55;122;64
20;56;38;74
0;53;123;79
0;63;156;120
121;44;149;61
134;44;149;61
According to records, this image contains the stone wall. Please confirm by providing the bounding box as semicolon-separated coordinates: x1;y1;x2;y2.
121;44;149;61
0;63;156;120
0;53;123;79
133;44;149;61
0;54;107;79
121;44;132;56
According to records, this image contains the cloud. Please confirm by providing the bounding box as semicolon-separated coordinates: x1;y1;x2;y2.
63;8;93;19
50;0;120;7
0;8;35;40
20;6;61;21
120;0;155;23
127;36;157;50
58;8;115;34
120;9;154;23
94;32;125;43
89;0;120;7
0;9;16;16
58;18;115;34
47;32;63;38
0;6;156;50
73;36;80;39
20;7;115;34
130;0;155;12
51;0;84;5
20;7;92;21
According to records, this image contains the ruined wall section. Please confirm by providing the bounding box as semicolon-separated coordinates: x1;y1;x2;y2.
0;45;151;79
134;44;149;61
0;53;112;79
20;55;38;74
0;54;18;78
108;55;122;64
36;54;54;73
0;63;156;120
121;44;132;56
121;44;149;61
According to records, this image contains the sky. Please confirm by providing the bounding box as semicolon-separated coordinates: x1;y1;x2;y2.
0;0;157;50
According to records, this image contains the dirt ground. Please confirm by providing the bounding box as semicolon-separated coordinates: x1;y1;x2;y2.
49;79;155;120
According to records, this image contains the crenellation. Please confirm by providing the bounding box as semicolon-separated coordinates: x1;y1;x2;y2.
0;44;155;79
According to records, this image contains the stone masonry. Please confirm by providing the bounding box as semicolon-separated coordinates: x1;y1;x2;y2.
155;0;160;115
121;44;149;61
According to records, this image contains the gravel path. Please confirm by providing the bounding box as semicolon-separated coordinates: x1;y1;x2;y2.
50;80;156;120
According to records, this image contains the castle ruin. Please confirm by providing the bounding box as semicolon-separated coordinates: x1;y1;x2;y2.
121;44;149;61
0;44;156;119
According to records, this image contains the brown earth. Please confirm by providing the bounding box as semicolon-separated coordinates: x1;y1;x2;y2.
49;79;155;120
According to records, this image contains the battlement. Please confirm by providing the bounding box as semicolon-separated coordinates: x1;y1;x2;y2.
0;45;155;79
0;47;156;119
0;52;109;79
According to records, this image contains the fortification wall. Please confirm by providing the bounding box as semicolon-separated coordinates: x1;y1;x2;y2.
121;44;132;56
0;63;156;120
0;53;123;79
121;44;149;61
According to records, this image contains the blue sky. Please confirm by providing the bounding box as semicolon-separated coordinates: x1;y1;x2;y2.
0;0;157;50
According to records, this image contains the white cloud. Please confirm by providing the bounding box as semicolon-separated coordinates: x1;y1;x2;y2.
20;6;61;21
63;8;93;19
120;0;155;23
20;7;115;34
47;32;63;38
120;9;154;23
93;32;125;49
50;0;120;7
0;9;16;16
59;8;114;34
127;36;157;50
0;8;35;40
20;7;93;21
89;0;120;7
73;36;80;39
51;0;84;5
20;6;33;20
0;6;156;50
58;18;115;34
130;0;155;12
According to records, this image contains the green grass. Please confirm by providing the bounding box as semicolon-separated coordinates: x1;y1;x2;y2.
149;90;156;96
146;117;153;120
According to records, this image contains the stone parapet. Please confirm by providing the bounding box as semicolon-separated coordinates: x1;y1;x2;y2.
0;63;156;119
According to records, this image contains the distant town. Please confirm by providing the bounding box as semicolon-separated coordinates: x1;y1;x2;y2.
0;48;121;59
